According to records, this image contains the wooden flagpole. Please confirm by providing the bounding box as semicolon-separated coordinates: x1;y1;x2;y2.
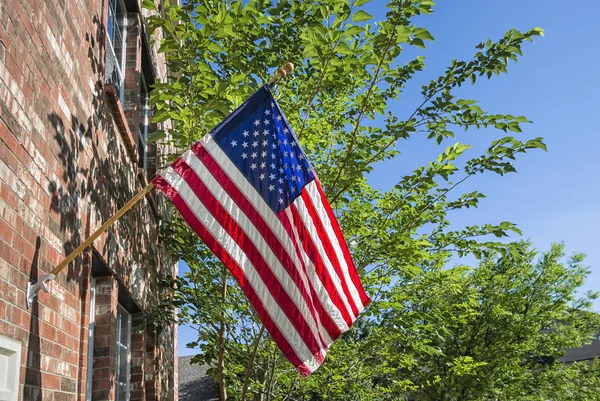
26;62;294;307
26;182;156;307
50;182;156;277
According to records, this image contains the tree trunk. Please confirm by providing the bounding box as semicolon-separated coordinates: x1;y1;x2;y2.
218;267;228;401
241;324;265;401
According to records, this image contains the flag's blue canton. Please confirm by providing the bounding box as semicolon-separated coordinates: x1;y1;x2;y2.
211;86;314;213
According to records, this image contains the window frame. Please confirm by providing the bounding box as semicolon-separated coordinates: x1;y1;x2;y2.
106;0;128;102
115;304;132;401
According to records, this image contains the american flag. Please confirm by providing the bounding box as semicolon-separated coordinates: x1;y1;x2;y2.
152;85;370;376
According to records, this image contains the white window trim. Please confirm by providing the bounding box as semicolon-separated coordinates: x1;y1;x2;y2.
0;335;22;401
85;277;96;401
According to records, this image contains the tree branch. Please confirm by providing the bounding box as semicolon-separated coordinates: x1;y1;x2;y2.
241;324;266;401
327;23;401;202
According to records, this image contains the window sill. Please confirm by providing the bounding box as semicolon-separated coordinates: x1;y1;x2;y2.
105;84;139;164
105;84;158;220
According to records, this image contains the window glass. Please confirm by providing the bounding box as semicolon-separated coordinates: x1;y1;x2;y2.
106;0;127;101
85;278;96;401
139;73;149;173
115;305;131;401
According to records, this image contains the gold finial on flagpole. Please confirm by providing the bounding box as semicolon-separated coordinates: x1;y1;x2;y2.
268;62;294;86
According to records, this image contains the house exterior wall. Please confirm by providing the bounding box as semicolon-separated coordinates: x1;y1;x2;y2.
0;0;176;400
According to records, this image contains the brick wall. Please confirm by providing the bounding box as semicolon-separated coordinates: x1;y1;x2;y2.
0;0;177;400
92;276;119;401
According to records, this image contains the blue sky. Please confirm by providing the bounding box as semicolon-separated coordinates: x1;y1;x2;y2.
178;0;600;355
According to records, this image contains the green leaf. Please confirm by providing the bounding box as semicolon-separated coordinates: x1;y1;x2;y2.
354;0;371;6
152;110;170;123
457;99;478;106
206;42;222;52
352;10;373;23
411;38;426;49
413;28;434;41
346;25;364;36
532;27;545;36
158;39;178;53
334;42;353;55
141;0;156;11
147;130;166;143
454;143;472;154
231;73;246;84
396;25;412;42
221;24;235;37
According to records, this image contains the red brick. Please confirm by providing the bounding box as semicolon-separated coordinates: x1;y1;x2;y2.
62;319;78;338
0;319;15;336
63;348;78;365
0;241;19;266
39;320;57;342
0;299;7;316
0;122;21;156
9;269;27;292
7;304;23;326
41;372;61;390
0;279;18;304
0;184;18;210
0;217;14;244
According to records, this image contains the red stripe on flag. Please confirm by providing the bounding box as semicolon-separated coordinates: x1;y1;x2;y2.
171;158;327;360
192;145;343;340
300;191;361;316
314;181;371;307
286;204;355;327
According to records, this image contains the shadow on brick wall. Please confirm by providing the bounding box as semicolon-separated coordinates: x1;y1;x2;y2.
45;13;107;285
43;13;109;400
23;237;42;401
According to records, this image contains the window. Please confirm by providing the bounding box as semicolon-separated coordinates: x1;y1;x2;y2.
138;73;149;174
106;0;127;101
0;335;22;401
85;278;96;401
116;305;131;401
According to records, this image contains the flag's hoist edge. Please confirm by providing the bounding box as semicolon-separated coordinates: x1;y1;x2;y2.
153;86;370;377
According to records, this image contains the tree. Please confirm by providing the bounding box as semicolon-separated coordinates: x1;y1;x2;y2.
369;242;600;400
515;359;600;401
139;0;597;399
